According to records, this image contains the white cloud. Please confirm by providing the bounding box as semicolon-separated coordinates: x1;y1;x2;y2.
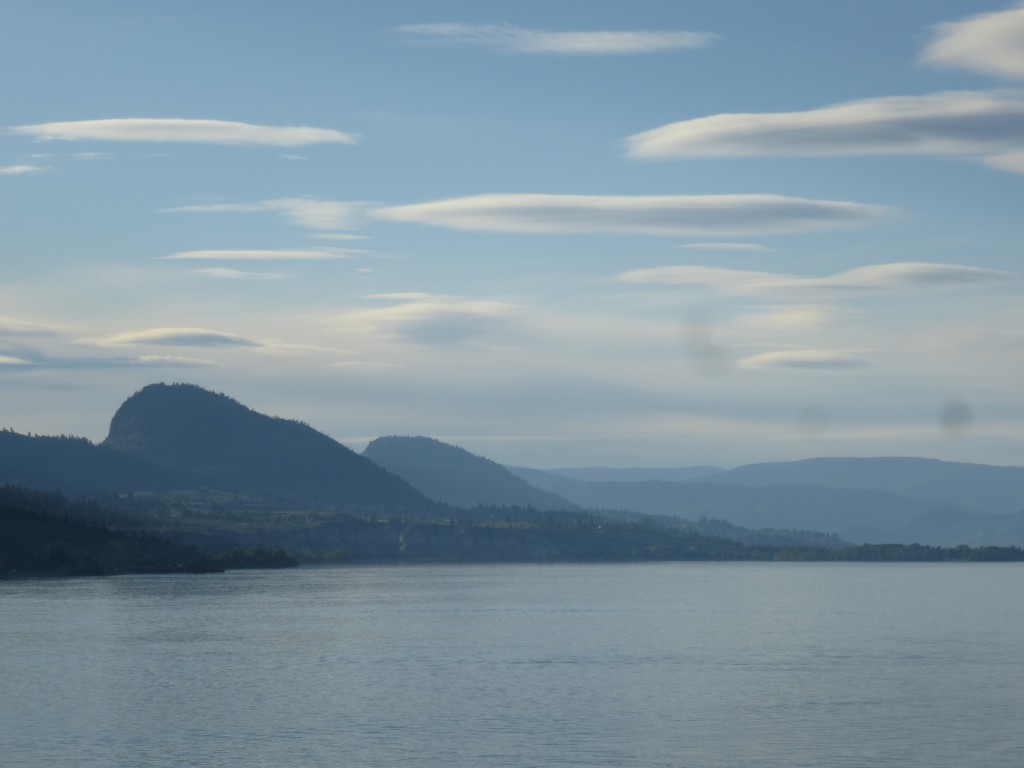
0;355;30;365
98;327;262;347
984;151;1024;173
618;262;1018;295
375;193;888;236
397;23;717;55
627;91;1024;172
138;355;218;367
167;198;362;230
921;5;1024;80
0;316;61;335
0;164;46;175
161;249;349;261
738;350;868;371
12;118;355;146
329;294;519;345
190;268;287;280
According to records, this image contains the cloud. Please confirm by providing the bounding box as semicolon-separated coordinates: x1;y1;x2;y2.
375;193;888;236
738;350;868;371
983;151;1024;173
161;249;349;261
627;91;1024;171
618;262;1018;295
921;5;1024;80
330;294;518;345
98;327;262;348
12;118;355;146
167;198;362;230
190;268;287;280
138;355;218;367
0;355;30;365
396;23;717;55
0;316;61;336
0;164;46;175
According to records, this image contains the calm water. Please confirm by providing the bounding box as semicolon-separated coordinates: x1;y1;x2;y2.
2;562;1022;768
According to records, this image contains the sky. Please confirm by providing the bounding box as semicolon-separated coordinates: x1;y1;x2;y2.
3;0;1024;469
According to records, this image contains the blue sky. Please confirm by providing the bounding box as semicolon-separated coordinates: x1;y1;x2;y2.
3;1;1024;468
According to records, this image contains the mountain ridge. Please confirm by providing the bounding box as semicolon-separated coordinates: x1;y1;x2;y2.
364;435;578;511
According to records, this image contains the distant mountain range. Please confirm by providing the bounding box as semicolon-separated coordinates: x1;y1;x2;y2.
509;458;1024;547
2;382;1023;549
3;383;435;514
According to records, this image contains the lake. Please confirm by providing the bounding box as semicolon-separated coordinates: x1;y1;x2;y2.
2;562;1022;767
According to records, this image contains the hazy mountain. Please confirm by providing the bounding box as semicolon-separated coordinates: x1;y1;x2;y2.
707;457;1024;515
102;383;434;511
542;466;724;483
888;508;1024;548
0;430;190;494
504;472;931;542
363;436;578;511
512;464;1024;546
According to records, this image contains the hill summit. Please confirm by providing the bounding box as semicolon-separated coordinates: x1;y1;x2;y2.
103;383;431;510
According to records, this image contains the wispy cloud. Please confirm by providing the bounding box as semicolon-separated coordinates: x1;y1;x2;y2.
97;327;262;347
738;350;868;371
921;5;1024;80
161;249;349;261
0;355;30;365
627;91;1024;172
138;355;218;367
0;164;46;175
0;316;62;335
396;23;717;55
166;198;362;230
12;118;355;146
375;193;888;236
329;294;518;345
618;262;1018;295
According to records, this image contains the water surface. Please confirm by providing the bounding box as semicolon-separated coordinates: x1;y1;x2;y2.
2;562;1022;767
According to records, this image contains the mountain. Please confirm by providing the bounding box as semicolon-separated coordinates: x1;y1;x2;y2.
0;430;190;494
505;468;931;542
363;436;578;511
541;466;724;483
101;383;435;511
707;457;1024;515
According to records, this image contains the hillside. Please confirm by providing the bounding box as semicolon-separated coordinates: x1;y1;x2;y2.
102;384;435;512
0;486;219;576
543;466;724;483
0;430;190;494
363;436;578;511
512;462;1024;546
708;457;1024;515
505;468;931;542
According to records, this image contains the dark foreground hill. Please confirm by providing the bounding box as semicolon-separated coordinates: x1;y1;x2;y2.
363;436;578;511
0;486;220;576
102;383;434;513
